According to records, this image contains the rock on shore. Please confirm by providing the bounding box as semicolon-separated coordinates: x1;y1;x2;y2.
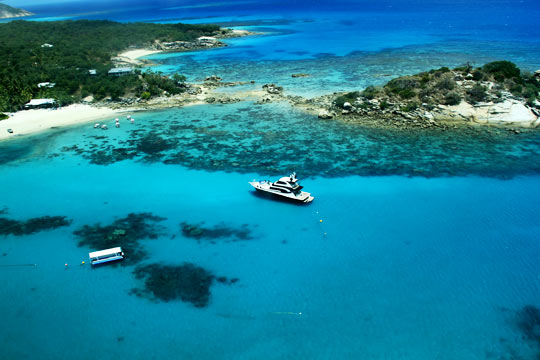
0;4;33;19
325;62;540;128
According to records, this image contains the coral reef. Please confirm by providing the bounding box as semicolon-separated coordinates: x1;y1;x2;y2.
73;213;165;265
132;263;215;307
180;222;253;242
516;305;540;344
54;102;540;179
0;215;72;236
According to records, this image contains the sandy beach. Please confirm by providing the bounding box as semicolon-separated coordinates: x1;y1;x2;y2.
0;104;122;140
113;49;162;66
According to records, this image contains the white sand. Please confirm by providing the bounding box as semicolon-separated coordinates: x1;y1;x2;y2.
118;49;162;61
0;104;122;140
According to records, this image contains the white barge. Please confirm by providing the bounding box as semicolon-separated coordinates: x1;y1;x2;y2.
89;247;125;266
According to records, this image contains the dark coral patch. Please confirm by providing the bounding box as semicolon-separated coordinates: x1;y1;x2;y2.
132;263;215;307
73;213;165;265
134;132;177;155
180;222;253;243
0;216;72;236
516;305;540;344
86;147;138;165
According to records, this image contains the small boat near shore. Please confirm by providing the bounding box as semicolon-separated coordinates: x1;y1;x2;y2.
249;173;314;203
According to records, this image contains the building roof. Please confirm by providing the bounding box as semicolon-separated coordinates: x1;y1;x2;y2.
37;82;55;88
88;69;97;75
108;67;133;74
26;99;56;106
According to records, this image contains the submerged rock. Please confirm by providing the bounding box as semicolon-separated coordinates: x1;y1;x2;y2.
73;213;165;265
180;222;253;242
132;263;215;307
0;215;72;236
262;83;283;94
516;305;540;343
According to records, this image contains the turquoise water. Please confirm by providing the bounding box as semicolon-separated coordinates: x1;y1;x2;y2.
2;158;540;359
1;104;540;359
2;0;540;358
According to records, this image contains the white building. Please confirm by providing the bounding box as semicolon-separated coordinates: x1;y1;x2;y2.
37;82;55;88
25;99;57;109
108;67;133;76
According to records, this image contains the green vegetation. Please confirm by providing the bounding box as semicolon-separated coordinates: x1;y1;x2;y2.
0;20;221;111
401;102;418;112
482;60;520;81
466;84;488;104
337;60;540;112
334;91;359;108
360;86;378;100
0;113;8;120
444;92;462;106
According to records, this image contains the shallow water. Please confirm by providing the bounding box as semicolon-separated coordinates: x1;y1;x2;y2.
3;102;540;178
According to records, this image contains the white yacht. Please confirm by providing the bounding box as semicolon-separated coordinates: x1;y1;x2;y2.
249;173;314;203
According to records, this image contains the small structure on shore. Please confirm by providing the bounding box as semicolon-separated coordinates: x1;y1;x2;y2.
108;67;133;77
88;69;97;76
24;98;56;109
197;36;218;46
37;82;55;88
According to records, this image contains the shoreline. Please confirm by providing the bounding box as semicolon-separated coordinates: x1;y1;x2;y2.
114;49;163;66
0;104;124;141
1;31;538;141
1;84;537;142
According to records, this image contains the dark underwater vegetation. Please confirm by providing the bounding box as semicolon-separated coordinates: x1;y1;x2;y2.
180;222;253;243
5;102;536;179
0;215;72;236
131;263;235;307
516;305;540;348
73;213;165;265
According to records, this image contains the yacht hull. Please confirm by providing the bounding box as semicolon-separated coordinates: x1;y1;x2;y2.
249;182;314;203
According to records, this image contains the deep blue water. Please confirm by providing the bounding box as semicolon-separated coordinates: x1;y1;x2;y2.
2;1;540;359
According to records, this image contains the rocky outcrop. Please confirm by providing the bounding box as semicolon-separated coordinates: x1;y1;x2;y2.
152;35;228;52
326;63;540;128
262;84;283;94
204;75;222;82
318;110;333;119
0;4;33;19
438;100;540;126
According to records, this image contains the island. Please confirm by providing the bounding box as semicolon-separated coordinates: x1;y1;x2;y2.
0;19;539;140
316;61;540;128
0;3;33;19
